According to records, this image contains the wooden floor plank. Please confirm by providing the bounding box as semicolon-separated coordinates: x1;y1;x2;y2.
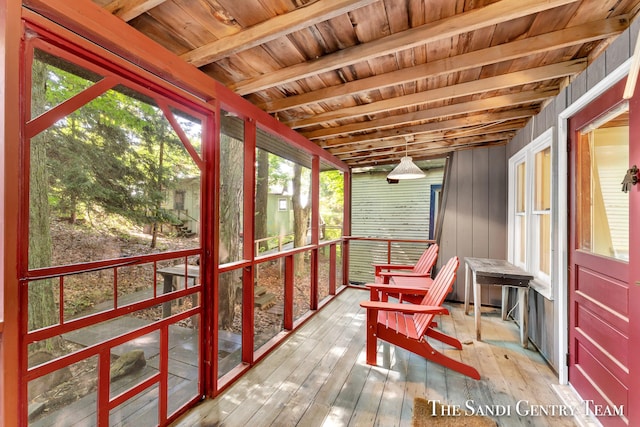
171;288;581;427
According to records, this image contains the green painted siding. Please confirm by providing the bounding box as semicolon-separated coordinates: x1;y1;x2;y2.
349;168;444;283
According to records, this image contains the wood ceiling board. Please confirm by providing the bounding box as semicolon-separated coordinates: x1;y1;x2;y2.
127;13;193;55
181;0;377;66
214;0;275;27
87;0;640;168
256;17;626;113
341;131;516;160
229;0;580;95
104;0;169;21
318;109;538;148
146;1;218;50
301;89;557;140
286;60;584;129
329;121;526;156
172;0;241;39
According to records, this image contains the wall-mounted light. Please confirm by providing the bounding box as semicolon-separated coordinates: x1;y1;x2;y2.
387;137;425;180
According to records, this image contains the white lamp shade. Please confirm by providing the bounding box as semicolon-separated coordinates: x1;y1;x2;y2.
387;156;426;180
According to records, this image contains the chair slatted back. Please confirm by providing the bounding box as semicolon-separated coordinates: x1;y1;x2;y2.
413;256;459;337
412;244;439;274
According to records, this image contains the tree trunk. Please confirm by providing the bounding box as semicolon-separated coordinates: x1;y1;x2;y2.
28;60;63;352
218;134;244;329
292;164;310;275
151;138;165;249
254;149;269;252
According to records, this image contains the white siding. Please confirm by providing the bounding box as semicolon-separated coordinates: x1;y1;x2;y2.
349;169;444;283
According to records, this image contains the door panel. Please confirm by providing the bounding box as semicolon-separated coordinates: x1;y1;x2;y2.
569;79;630;427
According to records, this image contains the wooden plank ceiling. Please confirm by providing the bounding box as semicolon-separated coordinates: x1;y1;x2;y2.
93;0;640;168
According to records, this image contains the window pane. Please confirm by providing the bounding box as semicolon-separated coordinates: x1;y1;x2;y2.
538;213;551;275
254;130;311;255
577;109;629;261
515;215;526;266
218;270;242;379
219;112;244;264
320;169;344;241
29;52;202;270
254;262;283;351
516;162;526;213
534;147;551;211
32;48;103;120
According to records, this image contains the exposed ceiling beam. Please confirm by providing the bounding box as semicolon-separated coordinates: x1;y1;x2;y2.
341;133;513;164
181;0;379;67
229;0;579;95
349;141;507;167
302;89;558;140
258;17;627;113
328;120;527;156
104;0;168;22
286;60;585;129
318;109;539;148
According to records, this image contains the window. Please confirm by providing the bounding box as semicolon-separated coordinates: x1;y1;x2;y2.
174;190;186;210
576;103;629;261
508;128;554;298
278;198;288;211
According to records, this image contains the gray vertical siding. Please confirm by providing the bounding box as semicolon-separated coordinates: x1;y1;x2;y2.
498;20;638;372
439;146;507;303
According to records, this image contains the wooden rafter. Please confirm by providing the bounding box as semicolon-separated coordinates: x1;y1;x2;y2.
87;0;640;167
104;0;168;22
317;109;539;148
302;89;558;140
286;60;585;129
258;18;626;113
229;0;579;95
180;0;379;67
343;135;512;165
329;119;528;156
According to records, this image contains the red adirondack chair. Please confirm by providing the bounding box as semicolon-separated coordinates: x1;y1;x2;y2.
370;244;438;304
373;243;438;284
360;256;481;380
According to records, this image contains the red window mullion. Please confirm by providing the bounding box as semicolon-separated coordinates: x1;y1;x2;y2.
159;326;169;424
329;244;337;295
97;349;111;426
284;255;294;330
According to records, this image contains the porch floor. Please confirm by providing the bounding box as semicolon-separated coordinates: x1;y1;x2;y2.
172;287;584;427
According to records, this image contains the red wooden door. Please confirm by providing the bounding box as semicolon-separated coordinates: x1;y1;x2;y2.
568;79;630;427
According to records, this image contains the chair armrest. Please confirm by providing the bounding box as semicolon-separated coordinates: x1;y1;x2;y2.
359;301;448;315
373;264;415;275
373;263;415;269
365;283;430;295
379;271;431;279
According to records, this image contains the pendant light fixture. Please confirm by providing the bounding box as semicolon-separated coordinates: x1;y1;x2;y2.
387;137;425;180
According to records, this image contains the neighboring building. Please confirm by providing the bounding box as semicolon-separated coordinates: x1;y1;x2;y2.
162;176;201;237
349;162;445;283
266;192;293;239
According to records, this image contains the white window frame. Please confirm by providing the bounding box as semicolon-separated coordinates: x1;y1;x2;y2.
508;128;554;300
278;197;288;211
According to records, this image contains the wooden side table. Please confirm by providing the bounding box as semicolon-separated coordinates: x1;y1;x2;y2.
463;257;533;348
157;264;200;318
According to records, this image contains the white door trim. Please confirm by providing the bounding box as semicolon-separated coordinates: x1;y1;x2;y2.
555;58;631;385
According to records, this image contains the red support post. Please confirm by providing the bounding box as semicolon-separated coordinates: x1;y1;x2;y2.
1;1;23;425
310;249;319;310
203;102;218;397
242;118;256;364
342;171;352;286
311;156;320;309
159;326;169;424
